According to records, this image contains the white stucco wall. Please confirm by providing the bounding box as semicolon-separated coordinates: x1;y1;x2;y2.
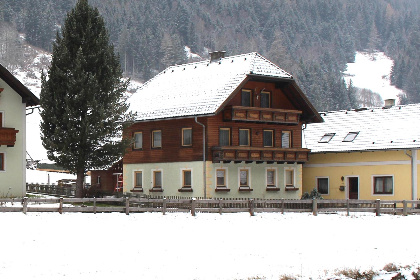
0;79;26;197
124;161;302;199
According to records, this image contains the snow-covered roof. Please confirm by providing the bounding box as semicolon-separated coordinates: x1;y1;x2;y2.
129;52;293;121
303;103;420;153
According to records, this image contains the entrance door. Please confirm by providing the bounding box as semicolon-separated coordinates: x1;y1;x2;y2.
348;177;359;199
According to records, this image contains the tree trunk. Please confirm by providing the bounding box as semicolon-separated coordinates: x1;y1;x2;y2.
75;169;85;198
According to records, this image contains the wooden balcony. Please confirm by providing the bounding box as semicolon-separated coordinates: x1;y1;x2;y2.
223;106;301;124
0;127;19;147
212;146;310;163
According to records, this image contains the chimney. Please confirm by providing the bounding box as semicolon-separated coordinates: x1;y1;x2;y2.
384;99;395;108
209;51;226;62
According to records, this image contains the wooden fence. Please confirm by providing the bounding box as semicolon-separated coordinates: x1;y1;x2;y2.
1;197;420;216
26;184;76;197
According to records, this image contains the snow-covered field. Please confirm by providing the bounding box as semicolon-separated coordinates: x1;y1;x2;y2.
0;211;419;279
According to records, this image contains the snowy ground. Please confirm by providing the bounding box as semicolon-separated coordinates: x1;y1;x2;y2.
344;52;403;102
0;211;419;280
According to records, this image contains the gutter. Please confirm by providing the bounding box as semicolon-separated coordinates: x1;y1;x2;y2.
405;149;418;200
195;117;207;199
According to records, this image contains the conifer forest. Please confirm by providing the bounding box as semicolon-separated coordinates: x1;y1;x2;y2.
0;0;419;111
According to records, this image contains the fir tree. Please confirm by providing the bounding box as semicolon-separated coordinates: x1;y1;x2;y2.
40;0;133;197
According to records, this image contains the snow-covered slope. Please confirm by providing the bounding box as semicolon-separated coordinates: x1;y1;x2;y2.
344;52;403;103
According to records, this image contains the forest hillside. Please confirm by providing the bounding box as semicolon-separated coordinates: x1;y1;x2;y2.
0;0;419;111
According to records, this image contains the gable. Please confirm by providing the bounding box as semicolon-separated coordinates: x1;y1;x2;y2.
0;64;39;107
129;52;321;123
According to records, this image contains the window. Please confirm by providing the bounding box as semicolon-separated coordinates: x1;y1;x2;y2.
239;129;250;146
263;130;274;147
134;171;143;188
152;130;162;148
216;169;226;187
260;91;270;108
133;132;143;149
281;131;291;148
285;169;294;188
319;133;335;143
239;169;249;187
373;176;393;194
317;177;329;195
343;132;359;142
183;170;192;188
266;169;276;187
0;153;4;171
97;176;101;184
241;89;251;107
182;128;192;146
219;128;231;146
153;171;162;188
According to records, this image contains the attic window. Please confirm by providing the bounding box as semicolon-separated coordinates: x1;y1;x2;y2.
319;133;335;143
343;132;359;142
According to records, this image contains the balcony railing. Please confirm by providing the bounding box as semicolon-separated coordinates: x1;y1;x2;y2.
223;106;301;124
0;127;19;147
212;146;310;163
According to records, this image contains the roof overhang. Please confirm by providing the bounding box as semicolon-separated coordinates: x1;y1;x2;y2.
0;64;40;107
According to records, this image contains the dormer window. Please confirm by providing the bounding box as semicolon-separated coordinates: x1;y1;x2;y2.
319;133;335;143
343;132;359;142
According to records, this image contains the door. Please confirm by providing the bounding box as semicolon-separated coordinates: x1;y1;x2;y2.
348;177;359;199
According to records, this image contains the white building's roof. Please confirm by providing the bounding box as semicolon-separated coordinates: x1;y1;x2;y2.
129;52;293;121
303;103;420;153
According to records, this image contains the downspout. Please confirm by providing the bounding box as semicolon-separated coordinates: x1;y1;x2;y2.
405;149;418;200
195;117;206;198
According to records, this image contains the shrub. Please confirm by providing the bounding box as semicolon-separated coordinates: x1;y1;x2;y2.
336;268;377;280
384;263;399;272
301;188;323;200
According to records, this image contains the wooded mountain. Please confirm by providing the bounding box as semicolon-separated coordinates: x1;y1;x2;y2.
1;0;419;111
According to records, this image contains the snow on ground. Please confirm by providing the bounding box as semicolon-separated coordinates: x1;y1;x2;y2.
344;52;403;102
0;211;418;280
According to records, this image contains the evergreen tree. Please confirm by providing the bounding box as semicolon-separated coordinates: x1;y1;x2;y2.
40;0;133;197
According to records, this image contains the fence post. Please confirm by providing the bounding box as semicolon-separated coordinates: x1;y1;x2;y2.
219;199;223;215
191;198;196;216
375;199;381;216
312;198;318;216
249;199;255;216
162;197;166;215
125;197;130;215
59;197;63;214
281;198;285;214
346;198;350;216
403;200;407;216
22;197;28;214
93;197;97;214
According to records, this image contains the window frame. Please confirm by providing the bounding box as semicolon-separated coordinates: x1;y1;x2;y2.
281;131;292;148
241;89;252;107
150;169;163;192
284;168;296;189
0;153;5;171
182;127;193;147
317;177;329;195
266;168;279;191
133;131;143;150
96;176;101;185
239;128;250;146
343;132;359;142
373;175;394;195
319;133;335;143
263;129;274;147
260;91;271;108
238;167;252;191
182;169;192;188
152;130;162;148
219;127;231;146
134;171;143;188
215;168;230;191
